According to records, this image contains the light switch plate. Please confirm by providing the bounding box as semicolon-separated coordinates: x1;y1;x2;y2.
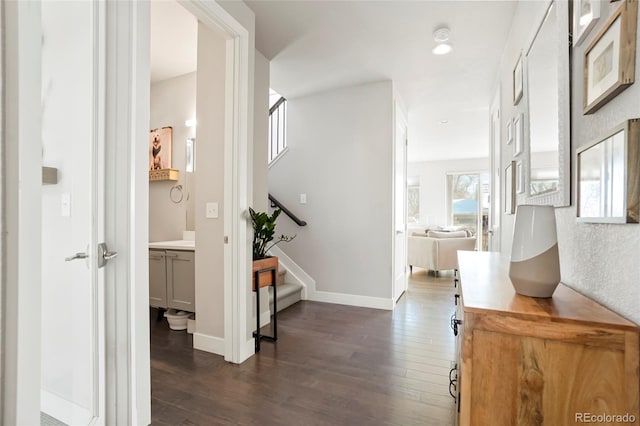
206;202;219;219
300;193;307;204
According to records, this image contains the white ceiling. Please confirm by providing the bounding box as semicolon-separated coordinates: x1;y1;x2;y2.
245;0;517;162
150;1;518;162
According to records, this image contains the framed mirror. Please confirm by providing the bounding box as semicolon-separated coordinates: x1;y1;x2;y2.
577;119;640;223
525;0;571;207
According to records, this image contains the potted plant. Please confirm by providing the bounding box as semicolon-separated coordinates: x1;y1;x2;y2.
249;207;295;289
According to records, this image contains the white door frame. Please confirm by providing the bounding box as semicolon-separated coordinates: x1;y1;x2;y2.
179;0;253;363
3;1;43;424
2;0;252;424
489;87;501;252
392;101;408;304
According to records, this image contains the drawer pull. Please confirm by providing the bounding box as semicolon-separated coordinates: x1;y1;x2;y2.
451;314;463;336
454;278;459;288
449;366;457;399
454;294;460;305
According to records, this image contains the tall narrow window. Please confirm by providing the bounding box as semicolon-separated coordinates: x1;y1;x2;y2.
407;176;420;224
269;89;287;164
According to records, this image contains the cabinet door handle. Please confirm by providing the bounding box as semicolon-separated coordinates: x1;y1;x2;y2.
454;278;459;288
454;294;460;306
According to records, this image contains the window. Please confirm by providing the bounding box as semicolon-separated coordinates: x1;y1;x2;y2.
269;89;287;164
447;172;490;250
407;176;420;224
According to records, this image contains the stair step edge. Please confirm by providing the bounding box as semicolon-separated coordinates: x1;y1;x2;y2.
268;282;303;299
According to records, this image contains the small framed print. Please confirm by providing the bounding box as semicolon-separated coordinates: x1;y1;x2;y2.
505;161;516;215
513;53;524;105
506;119;514;144
516;161;524;194
514;114;524;156
573;0;601;47
583;0;637;114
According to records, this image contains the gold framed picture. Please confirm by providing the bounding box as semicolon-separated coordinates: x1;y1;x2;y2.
149;126;173;170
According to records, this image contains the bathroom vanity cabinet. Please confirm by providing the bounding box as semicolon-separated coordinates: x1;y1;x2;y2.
149;248;195;312
453;251;639;425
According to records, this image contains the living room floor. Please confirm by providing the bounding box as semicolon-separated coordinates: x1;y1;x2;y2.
150;269;457;425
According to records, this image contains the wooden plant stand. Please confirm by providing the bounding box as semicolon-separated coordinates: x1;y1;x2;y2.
252;259;278;352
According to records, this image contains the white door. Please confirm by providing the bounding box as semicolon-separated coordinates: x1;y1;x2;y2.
393;109;408;302
488;88;501;252
40;2;106;424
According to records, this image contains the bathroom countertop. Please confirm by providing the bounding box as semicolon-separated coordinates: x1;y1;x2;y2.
148;240;195;250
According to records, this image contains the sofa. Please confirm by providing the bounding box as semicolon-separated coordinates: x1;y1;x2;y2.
407;229;476;275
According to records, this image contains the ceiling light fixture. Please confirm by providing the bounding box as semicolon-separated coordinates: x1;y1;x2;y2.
432;26;452;55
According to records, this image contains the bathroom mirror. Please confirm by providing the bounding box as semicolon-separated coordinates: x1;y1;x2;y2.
577;119;640;223
185;138;196;230
525;0;571;206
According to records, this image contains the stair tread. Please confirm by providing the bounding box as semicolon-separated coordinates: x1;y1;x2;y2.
268;281;303;299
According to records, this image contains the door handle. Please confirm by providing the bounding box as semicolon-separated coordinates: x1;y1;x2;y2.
65;252;89;262
98;242;118;268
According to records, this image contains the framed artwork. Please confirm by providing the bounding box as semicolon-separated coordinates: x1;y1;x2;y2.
514;114;524;156
506;119;514;144
513;53;524;105
573;0;601;47
505;161;516;215
583;0;637;114
516;161;524;194
577;119;640;223
149;126;173;170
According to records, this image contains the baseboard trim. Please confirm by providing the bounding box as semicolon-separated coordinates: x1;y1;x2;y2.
193;333;225;356
240;339;255;362
309;290;394;310
41;389;91;425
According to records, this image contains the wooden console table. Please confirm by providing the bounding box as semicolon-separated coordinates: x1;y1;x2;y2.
453;251;639;425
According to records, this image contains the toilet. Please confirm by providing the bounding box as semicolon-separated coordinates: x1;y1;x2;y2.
164;309;191;330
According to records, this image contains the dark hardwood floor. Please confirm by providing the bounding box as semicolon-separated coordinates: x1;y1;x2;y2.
150;269;457;425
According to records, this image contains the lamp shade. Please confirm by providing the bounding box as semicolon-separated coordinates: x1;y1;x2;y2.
509;205;560;298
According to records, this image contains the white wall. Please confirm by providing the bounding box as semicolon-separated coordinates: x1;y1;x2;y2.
194;23;226;348
149;72;196;241
561;0;640;325
268;81;394;304
253;51;269;213
408;158;490;227
253;50;271;322
495;1;640;324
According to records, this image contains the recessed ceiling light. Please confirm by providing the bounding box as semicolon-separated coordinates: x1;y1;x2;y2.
440;119;449;124
432;43;452;55
433;27;450;43
432;26;452;55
